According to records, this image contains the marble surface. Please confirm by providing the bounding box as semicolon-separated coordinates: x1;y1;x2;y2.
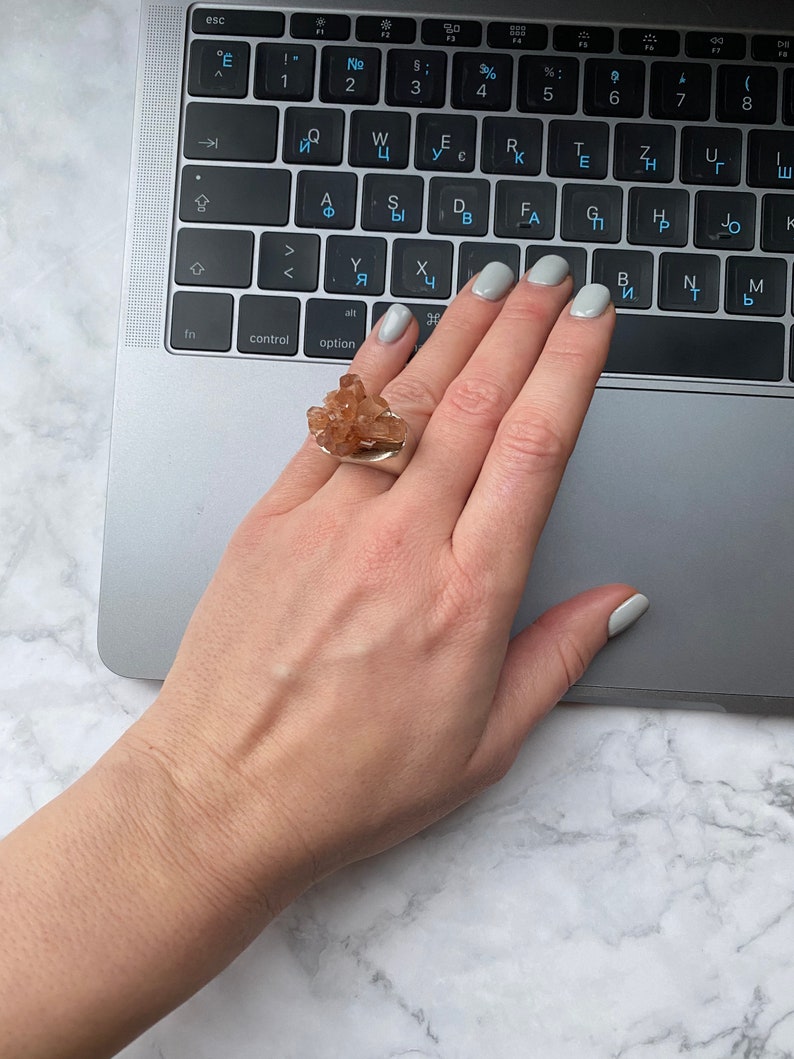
3;3;794;1056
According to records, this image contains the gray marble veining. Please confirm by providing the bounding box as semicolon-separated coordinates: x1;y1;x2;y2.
3;4;794;1057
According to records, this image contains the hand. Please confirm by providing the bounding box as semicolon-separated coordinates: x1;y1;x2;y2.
127;259;645;922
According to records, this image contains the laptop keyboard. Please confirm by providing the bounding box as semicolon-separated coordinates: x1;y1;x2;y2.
169;8;794;387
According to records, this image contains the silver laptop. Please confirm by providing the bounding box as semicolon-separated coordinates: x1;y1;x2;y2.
98;0;794;714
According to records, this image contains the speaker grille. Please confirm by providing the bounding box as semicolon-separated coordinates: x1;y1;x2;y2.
124;5;183;347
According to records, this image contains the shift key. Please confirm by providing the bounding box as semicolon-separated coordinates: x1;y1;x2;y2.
180;165;291;225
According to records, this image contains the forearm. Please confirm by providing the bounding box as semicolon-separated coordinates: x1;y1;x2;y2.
0;732;295;1059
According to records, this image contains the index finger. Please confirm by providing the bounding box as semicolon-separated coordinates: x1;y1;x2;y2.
452;284;615;602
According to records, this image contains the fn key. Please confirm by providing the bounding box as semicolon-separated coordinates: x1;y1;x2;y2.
171;292;232;351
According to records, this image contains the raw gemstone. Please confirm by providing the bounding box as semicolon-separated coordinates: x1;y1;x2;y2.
307;373;406;458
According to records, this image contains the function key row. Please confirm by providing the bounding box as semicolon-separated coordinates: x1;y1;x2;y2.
190;41;794;126
191;11;794;62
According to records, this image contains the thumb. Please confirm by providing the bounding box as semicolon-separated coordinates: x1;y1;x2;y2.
480;585;649;765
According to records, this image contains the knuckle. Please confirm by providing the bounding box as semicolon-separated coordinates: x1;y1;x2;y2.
551;629;590;689
497;410;568;470
442;375;510;431
384;373;440;418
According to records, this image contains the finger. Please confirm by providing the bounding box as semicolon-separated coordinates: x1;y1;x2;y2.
454;284;616;599
260;304;418;513
391;255;573;524
472;585;649;776
330;260;517;498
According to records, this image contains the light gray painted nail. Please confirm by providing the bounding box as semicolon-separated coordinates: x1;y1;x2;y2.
571;283;612;318
378;303;413;343
527;254;570;286
608;593;650;639
471;260;516;301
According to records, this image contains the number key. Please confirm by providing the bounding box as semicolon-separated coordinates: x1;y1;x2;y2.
518;56;579;114
452;53;512;111
583;60;645;118
321;46;381;104
649;62;711;121
386;50;446;108
717;65;777;125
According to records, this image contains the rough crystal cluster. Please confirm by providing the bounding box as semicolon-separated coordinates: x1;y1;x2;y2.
307;373;407;459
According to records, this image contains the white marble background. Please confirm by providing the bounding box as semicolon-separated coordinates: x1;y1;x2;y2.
3;3;794;1056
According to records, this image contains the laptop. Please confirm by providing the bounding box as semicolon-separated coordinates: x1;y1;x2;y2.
98;0;794;714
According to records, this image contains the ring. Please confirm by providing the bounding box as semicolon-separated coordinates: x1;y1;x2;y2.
307;373;407;464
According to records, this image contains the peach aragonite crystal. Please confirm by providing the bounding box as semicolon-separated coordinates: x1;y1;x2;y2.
307;373;407;461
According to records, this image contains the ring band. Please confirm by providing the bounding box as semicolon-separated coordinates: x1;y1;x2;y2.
307;373;407;464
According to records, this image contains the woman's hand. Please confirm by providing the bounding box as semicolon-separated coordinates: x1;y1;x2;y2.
129;258;646;919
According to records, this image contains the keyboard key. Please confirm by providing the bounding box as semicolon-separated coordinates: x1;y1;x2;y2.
175;227;253;286
179;165;290;224
752;35;794;63
481;117;543;175
192;9;284;36
391;239;453;299
525;245;587;291
649;63;711;121
592;249;654;309
614;123;675;182
680;126;742;186
325;236;387;296
548;120;609;179
606;316;784;380
254;43;315;101
553;25;613;53
732;255;791;313
296;171;357;228
283;107;345;164
685;31;745;61
747;131;794;189
717;66;778;125
659;253;720;312
171;291;233;351
785;70;794;126
583;60;645;118
628;188;689;246
188;40;250;98
495;180;556;239
694;191;756;251
361;174;423;232
386;50;447;108
487;22;548;51
415;114;477;172
320;46;381;105
422;19;481;47
761;194;794;252
184;102;278;161
258;232;319;291
561;184;622;243
290;13;350;40
350;111;410;168
428;177;490;236
356;16;416;44
619;28;680;56
452;53;512;111
372;301;447;353
518;57;579;114
237;295;300;355
304;299;367;358
725;257;787;316
457;242;520;291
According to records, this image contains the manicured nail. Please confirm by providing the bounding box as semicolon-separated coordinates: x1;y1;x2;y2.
571;283;612;318
471;260;516;301
607;593;650;640
527;254;570;286
378;303;414;343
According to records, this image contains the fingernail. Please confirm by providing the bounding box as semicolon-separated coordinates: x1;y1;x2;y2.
527;254;570;286
378;303;414;343
571;283;612;318
471;261;516;301
608;593;650;640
